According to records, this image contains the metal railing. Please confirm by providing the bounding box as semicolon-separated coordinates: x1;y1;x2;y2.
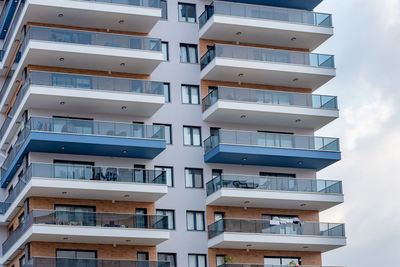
0;71;164;146
3;210;168;255
0;163;166;215
206;175;343;196
199;1;332;28
0;117;165;179
24;257;171;267
219;265;340;267
208;218;345;239
204;130;340;154
202;86;338;111
200;44;335;70
0;25;162;106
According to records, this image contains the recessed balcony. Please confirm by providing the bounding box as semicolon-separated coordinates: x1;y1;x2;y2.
202;86;338;130
0;117;166;188
208;218;346;252
1;210;170;264
206;175;344;211
199;1;333;50
0;70;166;150
0;163;168;224
204;130;341;170
24;258;171;267
200;44;335;90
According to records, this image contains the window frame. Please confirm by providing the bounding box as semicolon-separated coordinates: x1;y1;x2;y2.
163;83;171;103
188;254;207;267
184;168;204;188
178;2;197;23
186;211;205;231
153;123;172;144
158;253;177;267
162;41;169;61
154;165;174;187
181;84;200;104
156;209;176;230
180;43;198;64
160;0;168;20
183;126;202;146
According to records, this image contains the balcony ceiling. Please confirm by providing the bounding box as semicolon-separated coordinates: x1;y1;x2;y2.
220;0;323;11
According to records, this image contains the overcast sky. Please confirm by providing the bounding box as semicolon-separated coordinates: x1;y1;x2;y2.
312;0;400;266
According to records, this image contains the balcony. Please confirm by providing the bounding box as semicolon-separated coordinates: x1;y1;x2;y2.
0;117;166;188
199;1;333;50
0;71;166;149
24;258;170;267
1;210;170;263
202;86;338;130
200;44;335;90
0;163;168;224
217;265;340;267
208;219;346;252
0;25;163;112
206;175;343;211
204;130;341;170
217;1;323;11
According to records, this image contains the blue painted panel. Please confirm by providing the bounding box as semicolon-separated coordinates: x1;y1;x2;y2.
1;132;166;187
0;0;19;39
204;144;340;171
221;0;323;11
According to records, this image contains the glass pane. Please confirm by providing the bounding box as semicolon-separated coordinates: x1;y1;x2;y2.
185;169;193;187
282;258;300;265
163;83;170;102
192;128;201;146
191;86;199;104
188;255;196;267
162;42;169;60
183;127;192;145
182;86;190;103
198;255;206;267
180;45;188;62
264;258;281;265
188;46;197;63
196;213;204;230
187;213;194;230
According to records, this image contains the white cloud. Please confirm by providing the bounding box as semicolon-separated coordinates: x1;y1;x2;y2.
342;93;395;151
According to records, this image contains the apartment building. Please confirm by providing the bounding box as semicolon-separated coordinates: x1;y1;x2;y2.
0;0;346;266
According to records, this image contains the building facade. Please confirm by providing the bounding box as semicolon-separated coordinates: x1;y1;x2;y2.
0;0;346;266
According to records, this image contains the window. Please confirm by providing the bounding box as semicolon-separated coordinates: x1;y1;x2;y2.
162;42;169;61
178;3;196;22
163;83;171;102
154;166;174;187
264;257;300;265
18;213;25;225
154;123;172;144
56;249;97;260
212;169;222;179
183;126;201;146
186;211;204;231
158;253;176;267
161;0;168;19
214;212;224;222
216;255;226;266
19;256;26;266
182;85;200;104
55;205;96;226
188;254;206;267
157;209;175;229
180;43;198;63
260;172;296;178
137;252;149;261
185;168;203;188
